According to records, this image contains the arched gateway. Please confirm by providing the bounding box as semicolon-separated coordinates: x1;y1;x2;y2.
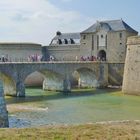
98;50;106;61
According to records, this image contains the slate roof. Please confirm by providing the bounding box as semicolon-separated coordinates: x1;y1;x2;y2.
52;32;80;40
82;19;138;34
50;32;80;45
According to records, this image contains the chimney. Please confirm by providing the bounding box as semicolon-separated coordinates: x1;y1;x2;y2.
56;31;61;36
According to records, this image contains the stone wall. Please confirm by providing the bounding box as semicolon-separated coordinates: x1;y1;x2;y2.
0;43;42;62
108;63;124;86
108;31;137;62
122;36;140;95
0;43;43;87
107;31;126;62
0;80;9;127
80;33;93;58
46;45;80;61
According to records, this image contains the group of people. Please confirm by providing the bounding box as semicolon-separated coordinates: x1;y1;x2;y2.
0;54;106;62
80;56;106;61
0;56;9;62
49;55;55;61
28;54;42;62
47;55;106;62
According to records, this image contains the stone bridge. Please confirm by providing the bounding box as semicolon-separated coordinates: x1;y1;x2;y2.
0;62;124;97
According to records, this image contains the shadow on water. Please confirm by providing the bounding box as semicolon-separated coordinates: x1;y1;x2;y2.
5;87;121;105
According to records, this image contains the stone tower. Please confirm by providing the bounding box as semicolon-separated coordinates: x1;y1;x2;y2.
0;80;9;127
80;19;138;62
122;36;140;95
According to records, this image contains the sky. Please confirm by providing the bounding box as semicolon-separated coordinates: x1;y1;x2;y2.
0;0;140;45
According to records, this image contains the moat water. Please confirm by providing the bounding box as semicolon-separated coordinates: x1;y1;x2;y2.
5;88;140;128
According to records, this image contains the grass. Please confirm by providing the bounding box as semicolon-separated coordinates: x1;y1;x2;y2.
0;121;140;140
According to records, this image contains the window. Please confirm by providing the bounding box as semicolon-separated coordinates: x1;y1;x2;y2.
58;39;62;44
83;35;86;40
106;35;107;49
70;38;75;44
101;35;104;38
119;33;122;39
92;35;94;50
97;35;99;50
64;39;68;44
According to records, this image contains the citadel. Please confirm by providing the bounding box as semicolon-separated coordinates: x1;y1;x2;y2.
0;19;139;96
0;19;140;127
45;19;138;63
0;19;138;63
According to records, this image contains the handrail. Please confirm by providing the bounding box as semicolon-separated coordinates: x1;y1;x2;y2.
0;61;124;64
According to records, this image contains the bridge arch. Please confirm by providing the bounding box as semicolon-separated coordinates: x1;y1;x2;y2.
24;71;44;87
23;68;71;94
0;72;16;96
40;70;64;91
72;67;99;88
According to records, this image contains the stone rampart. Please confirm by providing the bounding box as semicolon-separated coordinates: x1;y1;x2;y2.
122;36;140;95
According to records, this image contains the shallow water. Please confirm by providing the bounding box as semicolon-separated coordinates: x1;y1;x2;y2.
6;88;140;128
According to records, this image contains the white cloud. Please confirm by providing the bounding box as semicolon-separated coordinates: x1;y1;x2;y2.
0;0;94;45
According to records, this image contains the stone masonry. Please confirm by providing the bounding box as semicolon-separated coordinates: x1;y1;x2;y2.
0;62;109;97
0;62;124;97
0;80;9;127
122;36;140;95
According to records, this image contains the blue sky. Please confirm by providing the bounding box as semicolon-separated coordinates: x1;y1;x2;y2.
50;0;140;30
0;0;139;45
50;0;139;18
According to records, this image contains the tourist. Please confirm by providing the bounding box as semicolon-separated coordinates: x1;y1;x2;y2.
76;56;78;61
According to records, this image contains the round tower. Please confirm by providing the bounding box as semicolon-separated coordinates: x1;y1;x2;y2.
122;36;140;95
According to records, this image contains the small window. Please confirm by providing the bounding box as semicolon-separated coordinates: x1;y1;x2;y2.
64;39;68;44
120;42;122;45
58;39;62;44
106;35;107;48
83;35;86;40
70;38;75;44
101;35;104;38
97;35;99;50
119;33;122;39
